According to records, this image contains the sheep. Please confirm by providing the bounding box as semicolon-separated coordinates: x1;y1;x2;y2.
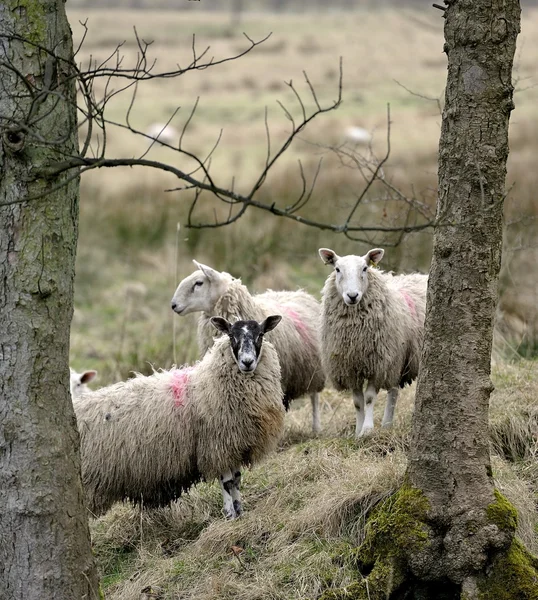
170;260;326;433
318;248;427;439
73;316;285;519
69;367;97;399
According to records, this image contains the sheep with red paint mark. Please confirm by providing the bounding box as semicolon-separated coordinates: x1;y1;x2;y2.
318;248;428;439
73;317;285;518
171;261;326;433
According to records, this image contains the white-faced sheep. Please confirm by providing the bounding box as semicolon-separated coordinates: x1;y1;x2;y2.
170;261;326;433
69;368;97;399
74;316;284;519
318;248;427;438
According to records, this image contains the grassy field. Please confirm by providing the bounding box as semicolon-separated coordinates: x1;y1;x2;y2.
64;6;538;597
90;360;538;599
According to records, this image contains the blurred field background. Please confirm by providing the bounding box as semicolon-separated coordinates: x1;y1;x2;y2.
68;2;538;384
65;3;538;597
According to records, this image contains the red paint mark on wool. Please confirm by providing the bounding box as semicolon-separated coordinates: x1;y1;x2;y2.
282;307;310;342
170;366;195;407
400;290;416;317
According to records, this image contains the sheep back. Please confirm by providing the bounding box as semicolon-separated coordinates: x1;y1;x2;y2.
321;269;427;392
74;370;200;514
197;280;325;405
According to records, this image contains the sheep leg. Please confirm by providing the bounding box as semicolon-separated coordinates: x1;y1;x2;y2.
310;392;321;433
382;388;398;428
352;385;365;439
360;382;377;437
219;470;237;520
231;469;243;517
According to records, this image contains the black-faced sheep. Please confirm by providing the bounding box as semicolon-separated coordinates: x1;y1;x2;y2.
74;316;285;519
170;261;326;433
318;248;427;438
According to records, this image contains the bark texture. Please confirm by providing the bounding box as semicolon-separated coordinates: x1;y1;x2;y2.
0;2;99;599
407;0;521;585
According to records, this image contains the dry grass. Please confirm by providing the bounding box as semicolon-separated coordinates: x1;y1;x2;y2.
88;360;538;599
68;7;538;380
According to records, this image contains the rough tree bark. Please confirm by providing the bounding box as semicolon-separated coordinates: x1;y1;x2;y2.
406;0;524;593
322;1;538;599
0;2;99;599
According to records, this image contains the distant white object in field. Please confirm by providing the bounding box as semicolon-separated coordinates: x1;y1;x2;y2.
344;126;372;145
146;123;179;145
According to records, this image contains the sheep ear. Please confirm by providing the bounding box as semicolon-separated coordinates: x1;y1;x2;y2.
80;370;97;384
211;316;231;334
366;248;384;266
193;260;219;281
261;315;282;333
319;248;339;266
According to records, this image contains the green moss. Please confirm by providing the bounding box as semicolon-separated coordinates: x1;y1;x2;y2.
486;489;518;532
358;485;430;562
320;486;430;600
478;538;538;600
9;0;46;46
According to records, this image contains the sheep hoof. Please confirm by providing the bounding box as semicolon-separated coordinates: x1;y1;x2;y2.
356;426;374;439
233;501;243;518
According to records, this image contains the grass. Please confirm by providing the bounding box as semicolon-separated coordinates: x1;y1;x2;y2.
68;6;537;380
88;359;538;599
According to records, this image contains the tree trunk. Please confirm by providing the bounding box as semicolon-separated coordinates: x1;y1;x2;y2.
0;2;99;599
321;1;538;599
407;0;521;588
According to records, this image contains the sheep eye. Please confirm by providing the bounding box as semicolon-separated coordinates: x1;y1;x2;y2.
363;266;368;272
192;281;203;290
335;267;340;273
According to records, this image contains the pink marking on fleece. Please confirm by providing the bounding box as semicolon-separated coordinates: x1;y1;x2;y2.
400;290;416;317
281;307;311;343
170;366;195;407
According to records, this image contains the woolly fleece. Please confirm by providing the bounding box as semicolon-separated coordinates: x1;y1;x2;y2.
197;280;325;407
321;268;427;391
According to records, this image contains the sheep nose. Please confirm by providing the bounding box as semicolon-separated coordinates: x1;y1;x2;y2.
241;358;253;369
171;301;177;310
347;292;358;303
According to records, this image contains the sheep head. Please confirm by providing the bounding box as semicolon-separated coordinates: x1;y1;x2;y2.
319;248;384;306
171;260;233;316
211;316;282;373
